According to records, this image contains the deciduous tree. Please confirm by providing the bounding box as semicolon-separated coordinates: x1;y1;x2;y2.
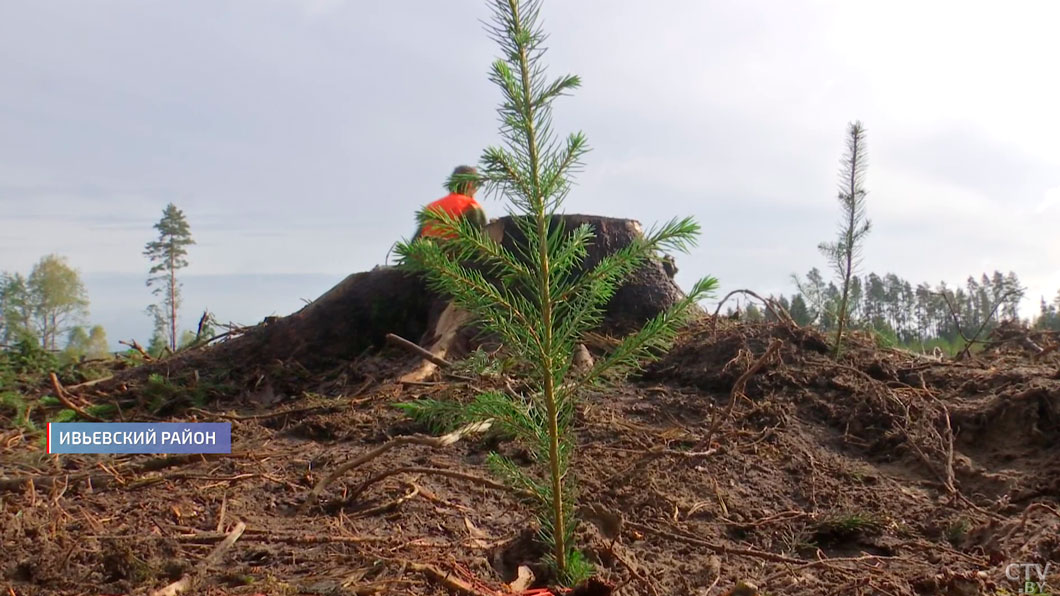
26;255;89;350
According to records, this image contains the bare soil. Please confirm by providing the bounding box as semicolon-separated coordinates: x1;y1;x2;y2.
2;319;1059;596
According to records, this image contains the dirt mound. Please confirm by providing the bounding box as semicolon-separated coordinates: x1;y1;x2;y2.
649;318;1060;501
3;317;1060;595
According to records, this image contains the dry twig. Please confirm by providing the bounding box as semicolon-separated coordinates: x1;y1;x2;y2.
627;520;804;564
999;502;1060;544
761;552;897;588
66;376;115;391
631;519;898;585
605;446;716;485
118;339;153;360
148;530;383;545
215;492;227;533
386;333;453;368
609;545;660;596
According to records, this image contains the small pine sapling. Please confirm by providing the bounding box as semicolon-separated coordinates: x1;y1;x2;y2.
396;0;718;585
819;121;871;358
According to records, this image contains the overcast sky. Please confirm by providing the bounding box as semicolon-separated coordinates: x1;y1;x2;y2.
2;0;1058;341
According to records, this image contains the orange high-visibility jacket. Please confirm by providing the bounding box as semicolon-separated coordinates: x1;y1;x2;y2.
418;192;485;239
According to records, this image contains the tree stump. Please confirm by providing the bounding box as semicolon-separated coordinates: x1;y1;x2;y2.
209;214;689;374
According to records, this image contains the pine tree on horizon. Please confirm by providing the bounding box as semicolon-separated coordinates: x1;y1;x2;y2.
144;203;195;352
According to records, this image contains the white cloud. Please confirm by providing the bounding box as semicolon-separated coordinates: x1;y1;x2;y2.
1036;187;1060;215
0;0;1056;323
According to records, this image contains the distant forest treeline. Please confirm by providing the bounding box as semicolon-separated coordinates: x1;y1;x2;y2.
732;269;1060;351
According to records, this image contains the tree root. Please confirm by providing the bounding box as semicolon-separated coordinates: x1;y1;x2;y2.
710;289;797;328
329;466;525;512
692;338;782;452
351;482;421;518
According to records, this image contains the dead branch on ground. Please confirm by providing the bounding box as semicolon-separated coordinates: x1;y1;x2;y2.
300;420;491;513
49;373;105;422
189;320;253;347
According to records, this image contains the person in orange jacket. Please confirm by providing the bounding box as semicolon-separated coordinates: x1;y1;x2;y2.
414;165;487;240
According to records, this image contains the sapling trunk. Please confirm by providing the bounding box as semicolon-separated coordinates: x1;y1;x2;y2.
169;252;177;352
512;0;568;568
